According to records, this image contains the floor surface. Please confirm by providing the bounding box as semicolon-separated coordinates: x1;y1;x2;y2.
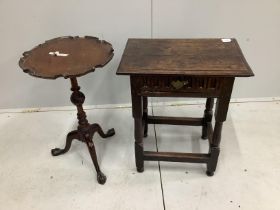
0;101;279;210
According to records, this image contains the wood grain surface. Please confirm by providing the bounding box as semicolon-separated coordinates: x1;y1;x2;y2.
117;38;253;77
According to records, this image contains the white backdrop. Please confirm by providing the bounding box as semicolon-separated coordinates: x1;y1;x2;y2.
0;0;279;109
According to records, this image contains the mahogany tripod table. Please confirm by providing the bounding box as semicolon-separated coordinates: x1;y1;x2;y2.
117;38;254;176
19;36;115;184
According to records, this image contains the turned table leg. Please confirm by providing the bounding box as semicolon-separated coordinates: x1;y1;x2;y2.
206;121;223;176
206;78;234;176
51;77;115;184
143;96;148;137
131;89;144;172
202;98;214;139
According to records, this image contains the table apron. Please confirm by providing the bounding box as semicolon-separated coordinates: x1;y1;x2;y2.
130;75;230;98
139;91;220;98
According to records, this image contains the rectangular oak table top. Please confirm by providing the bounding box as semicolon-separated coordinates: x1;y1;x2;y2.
117;38;254;77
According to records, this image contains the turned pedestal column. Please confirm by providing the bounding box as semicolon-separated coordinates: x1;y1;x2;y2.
51;77;115;184
19;36;115;184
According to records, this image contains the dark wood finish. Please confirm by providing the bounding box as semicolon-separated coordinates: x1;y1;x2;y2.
131;75;222;96
117;39;254;77
117;38;254;176
207;123;214;145
131;88;144;172
51;78;115;184
19;36;114;79
147;116;203;126
143;96;148;137
144;151;209;163
202;98;214;139
19;36;115;184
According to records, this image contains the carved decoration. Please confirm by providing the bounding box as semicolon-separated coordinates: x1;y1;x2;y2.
133;76;221;94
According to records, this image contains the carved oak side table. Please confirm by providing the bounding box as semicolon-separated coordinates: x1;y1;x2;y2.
117;38;254;176
19;36;115;184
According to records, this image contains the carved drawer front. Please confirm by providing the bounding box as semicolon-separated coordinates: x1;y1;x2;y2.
134;76;222;94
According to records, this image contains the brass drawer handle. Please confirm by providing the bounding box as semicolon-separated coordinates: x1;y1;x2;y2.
171;80;189;90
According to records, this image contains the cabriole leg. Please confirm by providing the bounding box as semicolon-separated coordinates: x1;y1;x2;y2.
51;130;79;156
86;137;107;184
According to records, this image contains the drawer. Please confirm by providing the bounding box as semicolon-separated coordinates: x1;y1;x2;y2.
131;75;222;96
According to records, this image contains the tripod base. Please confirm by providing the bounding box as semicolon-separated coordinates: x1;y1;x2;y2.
51;77;115;184
51;124;115;185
